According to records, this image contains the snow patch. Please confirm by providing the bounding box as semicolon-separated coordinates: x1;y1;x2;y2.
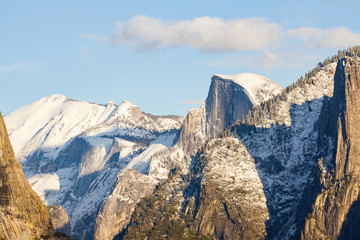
213;73;283;105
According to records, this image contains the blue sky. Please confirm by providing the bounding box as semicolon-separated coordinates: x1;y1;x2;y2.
1;0;360;116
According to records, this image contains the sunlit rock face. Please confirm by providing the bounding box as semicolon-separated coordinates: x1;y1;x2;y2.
0;112;55;239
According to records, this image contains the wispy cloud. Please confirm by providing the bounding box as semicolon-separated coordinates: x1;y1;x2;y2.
82;33;103;41
76;46;91;55
0;64;23;73
287;27;360;48
181;99;204;105
200;50;319;71
106;15;282;52
0;62;43;73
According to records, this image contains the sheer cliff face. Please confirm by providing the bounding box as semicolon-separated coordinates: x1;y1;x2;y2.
0;112;54;239
205;78;253;138
302;57;360;240
177;104;206;155
178;73;283;155
332;58;360;178
206;74;283;138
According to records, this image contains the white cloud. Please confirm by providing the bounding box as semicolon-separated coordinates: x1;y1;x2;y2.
108;15;282;52
287;27;360;48
181;99;204;105
0;63;23;73
83;15;360;71
0;62;43;73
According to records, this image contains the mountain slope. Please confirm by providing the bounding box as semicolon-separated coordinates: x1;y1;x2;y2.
4;96;184;239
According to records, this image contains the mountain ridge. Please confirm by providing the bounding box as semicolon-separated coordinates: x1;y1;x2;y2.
4;46;360;240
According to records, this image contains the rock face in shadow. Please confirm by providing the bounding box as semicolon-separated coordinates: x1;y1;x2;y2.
93;169;158;240
205;74;283;138
205;77;254;138
48;205;71;236
0;112;55;239
302;57;360;239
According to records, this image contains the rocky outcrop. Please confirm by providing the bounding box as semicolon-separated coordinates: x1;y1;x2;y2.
0;112;55;239
186;138;269;239
205;74;282;138
48;205;71;236
178;73;282;156
205;76;253;138
93;169;158;240
177;104;206;155
302;57;360;239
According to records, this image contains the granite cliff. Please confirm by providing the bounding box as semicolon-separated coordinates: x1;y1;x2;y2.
302;57;360;239
0;112;66;239
178;73;283;156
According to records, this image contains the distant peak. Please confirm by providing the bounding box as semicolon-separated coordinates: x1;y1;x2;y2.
120;100;137;108
213;73;273;85
107;101;116;106
43;94;68;102
116;100;140;113
212;73;283;105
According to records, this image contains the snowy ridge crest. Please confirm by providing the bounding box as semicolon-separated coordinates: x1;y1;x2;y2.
5;95;183;163
212;73;283;105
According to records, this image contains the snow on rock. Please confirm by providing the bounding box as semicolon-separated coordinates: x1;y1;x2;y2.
85;137;114;154
4;94;117;162
126;132;177;174
203;137;269;217
228;62;338;239
4;94;184;240
28;167;77;205
148;146;188;180
28;173;60;204
5;96;183;164
213;73;283;105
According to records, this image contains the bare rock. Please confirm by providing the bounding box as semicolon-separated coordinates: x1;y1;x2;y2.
93;169;158;240
48;205;71;236
0;112;55;239
177;104;206;155
302;57;360;239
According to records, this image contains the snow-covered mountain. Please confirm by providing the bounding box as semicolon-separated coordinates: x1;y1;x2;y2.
6;48;360;240
4;95;184;239
4;70;283;239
